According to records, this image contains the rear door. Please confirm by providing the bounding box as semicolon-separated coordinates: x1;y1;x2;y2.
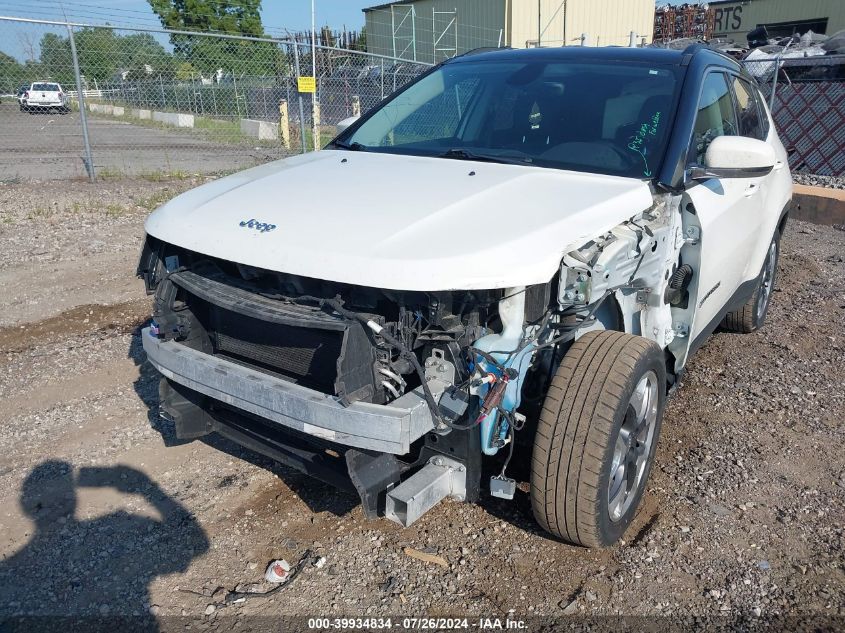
683;71;766;340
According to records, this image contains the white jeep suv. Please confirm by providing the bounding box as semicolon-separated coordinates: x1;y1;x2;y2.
137;44;792;546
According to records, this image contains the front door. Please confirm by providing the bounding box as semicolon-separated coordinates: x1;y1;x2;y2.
683;71;766;341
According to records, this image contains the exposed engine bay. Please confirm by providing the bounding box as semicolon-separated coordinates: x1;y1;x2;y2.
138;191;689;520
138;191;688;448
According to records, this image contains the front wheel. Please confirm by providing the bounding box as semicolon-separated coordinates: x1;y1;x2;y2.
530;331;665;547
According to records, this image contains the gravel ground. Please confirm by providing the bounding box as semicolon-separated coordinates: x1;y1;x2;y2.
792;174;845;190
0;177;843;630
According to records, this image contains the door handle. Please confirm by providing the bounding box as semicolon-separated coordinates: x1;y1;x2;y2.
744;183;760;197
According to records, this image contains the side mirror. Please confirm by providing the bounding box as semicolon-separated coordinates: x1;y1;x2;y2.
336;115;360;135
689;135;776;180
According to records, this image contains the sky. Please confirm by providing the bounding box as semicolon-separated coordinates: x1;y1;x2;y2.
0;0;377;33
0;0;378;60
0;0;694;61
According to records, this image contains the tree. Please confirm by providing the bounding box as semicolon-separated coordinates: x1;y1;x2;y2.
0;51;26;93
174;60;198;80
118;33;174;80
39;32;74;85
38;29;176;85
148;0;264;41
355;27;367;52
17;32;39;62
147;0;282;77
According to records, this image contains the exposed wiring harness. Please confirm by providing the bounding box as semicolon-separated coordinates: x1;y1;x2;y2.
283;294;472;431
279;289;614;434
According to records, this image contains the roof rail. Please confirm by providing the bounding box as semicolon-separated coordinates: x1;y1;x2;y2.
453;46;512;59
681;41;741;66
681;42;706;56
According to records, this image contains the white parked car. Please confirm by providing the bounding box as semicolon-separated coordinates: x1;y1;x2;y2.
21;81;69;114
137;45;792;546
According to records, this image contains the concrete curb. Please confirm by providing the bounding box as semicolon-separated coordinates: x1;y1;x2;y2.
240;118;279;141
152;111;195;128
87;103;194;128
792;184;845;226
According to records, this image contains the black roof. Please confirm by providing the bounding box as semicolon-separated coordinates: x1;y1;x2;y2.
447;44;740;70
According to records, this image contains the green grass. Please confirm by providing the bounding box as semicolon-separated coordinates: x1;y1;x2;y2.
96;166;125;180
139;169;192;182
104;203;128;217
84;103;263;147
83;100;320;152
138;190;175;212
27;205;52;220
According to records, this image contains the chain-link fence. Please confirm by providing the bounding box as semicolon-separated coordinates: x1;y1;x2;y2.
0;16;431;181
742;54;845;177
2;14;844;181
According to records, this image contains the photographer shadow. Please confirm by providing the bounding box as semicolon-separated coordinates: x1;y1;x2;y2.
0;460;209;627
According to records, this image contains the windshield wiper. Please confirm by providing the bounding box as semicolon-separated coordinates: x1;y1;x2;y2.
437;148;533;165
332;140;367;151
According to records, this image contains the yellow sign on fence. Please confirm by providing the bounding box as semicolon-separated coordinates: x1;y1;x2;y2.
297;76;316;93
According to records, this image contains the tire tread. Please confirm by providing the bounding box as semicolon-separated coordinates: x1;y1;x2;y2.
530;331;663;547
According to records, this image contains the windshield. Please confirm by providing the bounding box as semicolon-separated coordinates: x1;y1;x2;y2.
32;83;60;91
342;59;679;179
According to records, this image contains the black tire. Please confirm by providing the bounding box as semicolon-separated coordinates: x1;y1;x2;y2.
530;330;666;547
721;233;779;333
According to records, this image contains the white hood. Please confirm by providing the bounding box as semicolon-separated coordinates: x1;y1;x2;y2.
144;150;653;291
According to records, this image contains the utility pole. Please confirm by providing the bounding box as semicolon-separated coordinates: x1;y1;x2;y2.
538;0;541;47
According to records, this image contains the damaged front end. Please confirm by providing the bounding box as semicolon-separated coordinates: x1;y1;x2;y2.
138;237;540;522
137;191;686;526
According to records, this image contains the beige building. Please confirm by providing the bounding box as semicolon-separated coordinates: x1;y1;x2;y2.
363;0;656;64
709;0;845;40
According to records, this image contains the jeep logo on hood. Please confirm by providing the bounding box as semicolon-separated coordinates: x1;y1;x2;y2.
239;218;277;233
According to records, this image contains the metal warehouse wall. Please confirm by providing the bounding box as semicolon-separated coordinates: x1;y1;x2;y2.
508;0;655;48
709;0;845;39
363;0;656;64
364;0;507;64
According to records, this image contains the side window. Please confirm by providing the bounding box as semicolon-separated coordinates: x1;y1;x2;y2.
689;72;738;165
732;77;764;140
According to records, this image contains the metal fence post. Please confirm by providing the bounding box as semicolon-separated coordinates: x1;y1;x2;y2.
769;56;781;113
66;24;95;182
211;80;218;117
291;42;308;154
232;70;241;118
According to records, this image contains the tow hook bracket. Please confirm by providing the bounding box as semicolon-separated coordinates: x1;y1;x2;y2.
385;456;467;527
346;450;403;519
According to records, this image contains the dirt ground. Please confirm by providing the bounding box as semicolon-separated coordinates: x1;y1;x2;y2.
0;177;843;630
